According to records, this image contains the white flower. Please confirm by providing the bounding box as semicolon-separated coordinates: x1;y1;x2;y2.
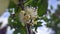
19;7;38;26
25;7;37;19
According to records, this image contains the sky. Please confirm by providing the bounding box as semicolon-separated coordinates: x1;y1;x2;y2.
48;0;58;13
0;9;10;29
0;0;60;34
48;0;58;9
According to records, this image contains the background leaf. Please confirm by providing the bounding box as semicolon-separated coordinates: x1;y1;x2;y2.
37;0;48;16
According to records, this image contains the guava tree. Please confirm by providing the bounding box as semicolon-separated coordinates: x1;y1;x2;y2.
0;0;48;34
8;0;48;34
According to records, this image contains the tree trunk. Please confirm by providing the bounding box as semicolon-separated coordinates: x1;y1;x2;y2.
26;23;33;34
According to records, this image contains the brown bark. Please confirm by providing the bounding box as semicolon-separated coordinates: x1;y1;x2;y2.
26;24;33;34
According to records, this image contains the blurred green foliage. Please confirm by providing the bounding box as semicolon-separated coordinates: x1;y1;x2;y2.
37;0;48;16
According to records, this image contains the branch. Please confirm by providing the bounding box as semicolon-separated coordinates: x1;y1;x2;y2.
18;0;24;10
26;23;33;34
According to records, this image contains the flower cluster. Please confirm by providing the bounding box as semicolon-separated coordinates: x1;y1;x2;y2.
19;7;38;26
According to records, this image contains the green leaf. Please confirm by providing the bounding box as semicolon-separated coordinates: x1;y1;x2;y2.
31;0;39;7
16;20;26;34
37;0;48;16
13;31;18;34
24;0;33;6
34;22;42;31
8;9;27;34
15;7;21;13
13;25;26;34
24;0;41;7
46;22;52;28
